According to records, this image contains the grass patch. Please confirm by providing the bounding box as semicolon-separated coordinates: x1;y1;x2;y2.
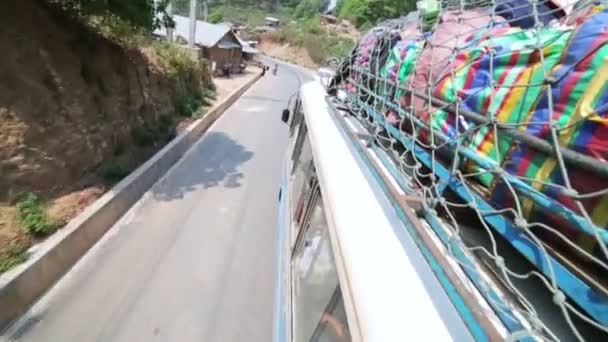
175;87;217;119
16;193;57;236
0;241;29;274
87;15;149;48
175;94;203;117
201;88;217;107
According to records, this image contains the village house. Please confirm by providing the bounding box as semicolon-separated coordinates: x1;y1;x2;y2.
154;15;248;74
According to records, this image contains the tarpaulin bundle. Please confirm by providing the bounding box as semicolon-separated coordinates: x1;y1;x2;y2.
566;0;608;24
345;15;415;105
335;1;608;333
433;26;571;186
492;9;608;256
342;6;608;257
495;0;565;28
385;10;504;126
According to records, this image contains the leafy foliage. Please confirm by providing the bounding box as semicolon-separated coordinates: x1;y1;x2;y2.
0;242;29;274
209;8;224;23
153;41;214;113
51;0;173;30
294;0;329;18
16;193;57;236
102;162;132;181
338;0;416;27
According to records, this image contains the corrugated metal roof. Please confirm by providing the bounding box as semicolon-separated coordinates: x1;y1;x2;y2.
154;15;234;48
217;40;241;49
242;45;259;54
236;37;259;55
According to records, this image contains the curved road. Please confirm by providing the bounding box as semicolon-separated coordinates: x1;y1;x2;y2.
4;61;312;342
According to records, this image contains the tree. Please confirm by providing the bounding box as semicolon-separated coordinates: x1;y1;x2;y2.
54;0;173;30
294;0;329;18
338;0;416;27
209;8;224;23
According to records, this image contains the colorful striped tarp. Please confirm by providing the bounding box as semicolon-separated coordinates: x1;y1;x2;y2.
494;9;608;254
433;27;571;186
357;8;608;255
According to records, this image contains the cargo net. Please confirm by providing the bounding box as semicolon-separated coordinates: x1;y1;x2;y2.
329;0;608;340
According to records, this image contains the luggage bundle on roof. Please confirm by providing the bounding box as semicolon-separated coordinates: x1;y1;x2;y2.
331;0;608;334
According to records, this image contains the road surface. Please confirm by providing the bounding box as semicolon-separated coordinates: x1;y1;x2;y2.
4;61;313;342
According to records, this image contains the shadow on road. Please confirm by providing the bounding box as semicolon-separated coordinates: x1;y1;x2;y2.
152;132;254;201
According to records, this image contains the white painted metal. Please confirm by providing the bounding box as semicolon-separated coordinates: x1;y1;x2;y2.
189;0;197;48
315;68;335;89
298;82;475;341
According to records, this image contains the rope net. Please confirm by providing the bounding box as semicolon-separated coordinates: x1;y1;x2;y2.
328;0;608;340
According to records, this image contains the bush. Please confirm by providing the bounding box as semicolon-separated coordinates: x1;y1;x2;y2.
174;94;203;117
295;0;328;18
87;15;148;47
131;125;157;146
102;162;132;182
16;193;56;236
209;8;224;23
201;88;217;107
304;34;355;64
153;42;215;117
302;17;323;35
54;0;172;31
339;0;416;27
0;242;29;274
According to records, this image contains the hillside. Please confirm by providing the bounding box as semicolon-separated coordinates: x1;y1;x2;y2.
0;0;213;272
172;1;360;68
203;0;414;68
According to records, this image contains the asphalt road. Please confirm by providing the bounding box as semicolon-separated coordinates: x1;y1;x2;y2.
4;61;313;342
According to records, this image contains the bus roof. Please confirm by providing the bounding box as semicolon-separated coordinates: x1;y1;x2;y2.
299;81;497;341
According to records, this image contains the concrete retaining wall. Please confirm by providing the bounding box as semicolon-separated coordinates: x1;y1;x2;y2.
0;72;263;331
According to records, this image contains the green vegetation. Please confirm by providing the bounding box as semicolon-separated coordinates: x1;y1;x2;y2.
16;193;57;236
338;0;417;28
55;1;217;121
86;15;150;48
194;1;355;64
193;88;218;119
208;9;224;23
171;0;298;26
102;163;132;182
174;87;216;118
130;114;178;148
269;17;355;64
153;42;216;119
294;0;328;18
0;242;29;274
53;0;173;30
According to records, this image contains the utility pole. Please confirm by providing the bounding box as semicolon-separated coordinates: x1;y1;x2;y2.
189;0;197;48
166;2;174;42
202;0;208;22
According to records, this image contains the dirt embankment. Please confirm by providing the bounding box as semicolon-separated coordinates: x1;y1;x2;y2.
256;17;359;69
0;1;187;252
257;37;318;69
